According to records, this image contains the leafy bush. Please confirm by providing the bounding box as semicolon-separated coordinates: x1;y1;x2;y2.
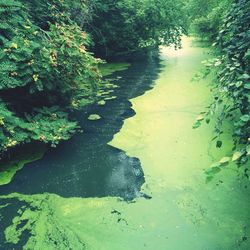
192;0;250;171
20;0;91;29
0;0;190;154
0;0;102;153
0;103;79;150
86;0;186;58
185;0;231;40
213;0;250;164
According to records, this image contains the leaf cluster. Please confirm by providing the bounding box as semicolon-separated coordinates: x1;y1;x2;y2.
86;0;187;58
0;0;102;153
213;0;250;164
191;0;250;174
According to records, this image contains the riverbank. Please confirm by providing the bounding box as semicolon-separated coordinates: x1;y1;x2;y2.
0;37;249;250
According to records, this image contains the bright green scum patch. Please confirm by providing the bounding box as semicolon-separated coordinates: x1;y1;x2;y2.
0;144;46;186
99;63;131;77
1;38;250;250
0;63;129;187
1;193;87;249
0;193;132;250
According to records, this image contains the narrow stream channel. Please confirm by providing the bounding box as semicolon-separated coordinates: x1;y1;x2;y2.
0;38;250;250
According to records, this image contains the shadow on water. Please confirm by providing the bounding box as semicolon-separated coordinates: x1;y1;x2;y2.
0;50;163;201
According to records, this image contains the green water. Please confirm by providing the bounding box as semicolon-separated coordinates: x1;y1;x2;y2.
0;38;250;249
0;143;46;186
99;62;131;76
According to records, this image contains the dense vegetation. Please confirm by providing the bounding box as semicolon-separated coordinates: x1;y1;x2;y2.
0;0;102;153
188;0;250;169
0;0;186;155
0;0;249;169
184;0;232;40
86;0;186;58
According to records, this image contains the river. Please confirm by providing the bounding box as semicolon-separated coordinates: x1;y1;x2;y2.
0;38;249;249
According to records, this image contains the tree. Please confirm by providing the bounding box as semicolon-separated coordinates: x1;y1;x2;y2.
184;0;232;40
87;0;186;58
0;0;101;153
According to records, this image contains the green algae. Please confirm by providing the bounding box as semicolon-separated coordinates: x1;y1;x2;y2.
99;63;131;77
1;193;87;249
88;114;101;121
104;96;117;101
1;38;250;250
1;192;146;250
0;143;46;186
108;37;250;248
0;160;37;186
97;100;106;106
0;203;9;210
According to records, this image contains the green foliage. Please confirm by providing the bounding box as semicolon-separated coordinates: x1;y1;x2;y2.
0;0;102;153
213;0;250;165
87;0;186;58
0;0;101;100
185;0;232;40
0;0;190;154
192;0;250;173
0;101;79;151
20;0;91;29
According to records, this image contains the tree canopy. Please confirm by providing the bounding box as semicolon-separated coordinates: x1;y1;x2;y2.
86;0;186;58
0;0;249;168
0;0;102;152
0;0;187;154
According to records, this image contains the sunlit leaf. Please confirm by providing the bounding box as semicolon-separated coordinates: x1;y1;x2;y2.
232;151;244;161
219;157;230;164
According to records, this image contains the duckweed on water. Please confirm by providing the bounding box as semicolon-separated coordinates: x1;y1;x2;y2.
0;193;132;250
0;144;46;186
88;114;102;121
0;38;250;250
1;193;87;249
97;100;106;106
99;63;131;77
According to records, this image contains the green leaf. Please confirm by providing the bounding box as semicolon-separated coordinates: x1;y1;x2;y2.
196;115;204;121
244;83;250;90
239;74;250;80
232;151;243;161
193;121;201;129
214;60;222;66
205;166;221;175
97;100;106;106
240;115;250;122
219;157;230;164
246;145;250;156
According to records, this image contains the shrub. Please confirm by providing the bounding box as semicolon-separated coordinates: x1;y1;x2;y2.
0;0;102;153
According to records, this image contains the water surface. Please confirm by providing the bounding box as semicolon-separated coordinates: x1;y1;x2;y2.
0;38;250;250
0;53;161;200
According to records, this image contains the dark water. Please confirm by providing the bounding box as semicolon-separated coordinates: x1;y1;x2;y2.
0;53;162;200
1;40;250;250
